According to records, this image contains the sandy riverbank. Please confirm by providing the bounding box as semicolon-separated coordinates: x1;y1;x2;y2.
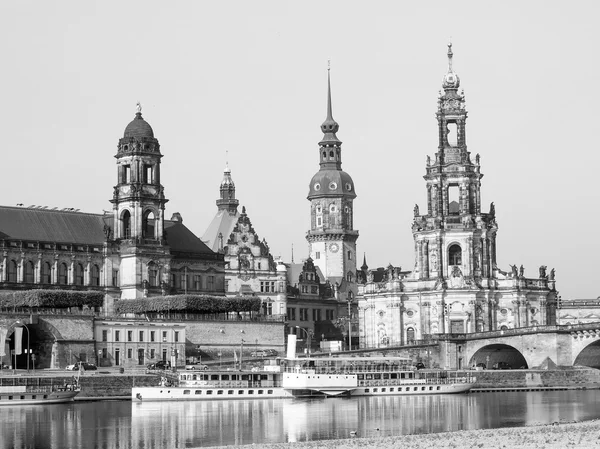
210;419;600;448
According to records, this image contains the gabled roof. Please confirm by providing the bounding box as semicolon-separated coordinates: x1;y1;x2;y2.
165;220;214;255
202;209;240;252
0;206;108;244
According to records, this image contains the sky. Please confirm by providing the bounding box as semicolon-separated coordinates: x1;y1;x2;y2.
1;1;599;300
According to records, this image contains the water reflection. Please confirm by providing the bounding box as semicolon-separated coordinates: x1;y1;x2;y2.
2;391;600;448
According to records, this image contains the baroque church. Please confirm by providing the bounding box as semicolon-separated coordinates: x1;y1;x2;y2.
357;45;558;348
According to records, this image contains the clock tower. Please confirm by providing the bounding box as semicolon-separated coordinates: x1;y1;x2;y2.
306;69;358;298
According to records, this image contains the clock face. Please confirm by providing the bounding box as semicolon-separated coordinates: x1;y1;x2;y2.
329;243;339;253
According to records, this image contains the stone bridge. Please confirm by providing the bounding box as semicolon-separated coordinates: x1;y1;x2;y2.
360;323;600;370
436;323;600;369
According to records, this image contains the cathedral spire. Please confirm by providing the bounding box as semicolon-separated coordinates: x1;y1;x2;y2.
320;65;341;148
442;42;460;91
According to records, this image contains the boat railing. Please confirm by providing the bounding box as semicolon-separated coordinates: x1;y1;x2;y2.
283;365;412;375
180;380;280;388
358;376;474;387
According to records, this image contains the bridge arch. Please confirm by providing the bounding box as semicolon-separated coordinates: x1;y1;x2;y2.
573;339;600;369
468;343;528;369
4;318;65;370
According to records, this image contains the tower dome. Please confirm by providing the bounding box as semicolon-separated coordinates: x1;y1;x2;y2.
124;112;155;138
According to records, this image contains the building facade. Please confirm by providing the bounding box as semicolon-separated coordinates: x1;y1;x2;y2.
0;106;225;309
202;165;286;317
358;45;558;348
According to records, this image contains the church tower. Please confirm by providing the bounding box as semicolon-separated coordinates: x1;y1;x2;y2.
306;69;358;298
110;104;171;299
412;44;497;287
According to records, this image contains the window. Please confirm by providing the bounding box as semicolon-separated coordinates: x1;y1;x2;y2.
347;251;352;260
122;164;131;183
207;276;215;290
102;330;108;342
449;244;462;265
193;275;202;290
162;331;167;342
115;331;120;342
74;263;84;285
112;270;119;287
299;308;308;321
127;331;133;342
150;349;155;359
148;263;158;287
58;263;68;285
406;327;415;343
91;265;100;286
143;165;153;184
122;210;131;238
24;261;35;283
127;348;132;359
139;331;144;342
347;272;353;282
260;281;275;293
312;309;321;321
150;331;155;342
317;216;322;227
315;252;320;260
102;348;107;359
174;331;179;342
287;308;296;320
7;260;17;282
326;310;335;320
41;262;52;284
142;210;155;239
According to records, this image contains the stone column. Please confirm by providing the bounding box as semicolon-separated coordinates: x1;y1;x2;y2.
437;237;444;279
423;240;429;279
482;237;489;278
427;185;432;215
417;240;423;280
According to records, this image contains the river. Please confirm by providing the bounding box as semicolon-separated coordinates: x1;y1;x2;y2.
2;390;600;448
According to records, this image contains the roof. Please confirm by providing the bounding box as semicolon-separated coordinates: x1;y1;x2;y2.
202;209;240;252
164;220;215;255
0;205;216;257
123;112;154;138
0;206;108;244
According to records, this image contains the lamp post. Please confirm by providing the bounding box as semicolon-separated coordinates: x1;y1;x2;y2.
240;339;245;370
16;321;30;373
295;326;311;357
346;293;353;351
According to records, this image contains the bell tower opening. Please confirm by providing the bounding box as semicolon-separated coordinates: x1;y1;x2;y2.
448;185;459;215
449;244;462;265
143;210;156;239
122;210;131;239
446;122;458;147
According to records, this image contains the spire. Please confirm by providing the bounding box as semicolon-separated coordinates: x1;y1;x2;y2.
442;42;460;90
361;253;368;271
291;243;294;263
320;64;341;145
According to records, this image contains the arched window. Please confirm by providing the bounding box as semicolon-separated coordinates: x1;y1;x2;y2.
91;265;100;286
7;260;17;282
58;263;68;285
74;263;84;285
347;272;353;283
142;210;155;239
122;210;131;238
449;244;462;265
148;263;158;287
500;325;508;331
406;327;415;343
41;262;52;284
24;261;35;283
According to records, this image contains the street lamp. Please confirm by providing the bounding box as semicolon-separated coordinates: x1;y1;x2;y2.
240;339;245;370
295;326;311;357
346;292;353;351
16;321;30;373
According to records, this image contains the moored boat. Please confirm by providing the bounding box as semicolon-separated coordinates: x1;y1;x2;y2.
0;380;80;405
132;355;475;402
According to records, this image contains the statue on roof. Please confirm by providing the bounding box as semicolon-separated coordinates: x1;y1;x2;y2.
549;268;555;281
136;102;142;114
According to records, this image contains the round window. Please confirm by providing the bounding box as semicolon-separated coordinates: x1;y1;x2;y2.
330;204;336;213
406;310;414;317
314;183;321;191
329;182;338;190
500;308;508;315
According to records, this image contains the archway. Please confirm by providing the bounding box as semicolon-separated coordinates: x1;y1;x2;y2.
469;343;528;369
574;340;600;369
3;320;64;370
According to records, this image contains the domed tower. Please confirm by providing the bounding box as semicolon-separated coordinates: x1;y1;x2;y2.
306;69;358;298
110;104;171;299
216;163;239;214
412;44;497;284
